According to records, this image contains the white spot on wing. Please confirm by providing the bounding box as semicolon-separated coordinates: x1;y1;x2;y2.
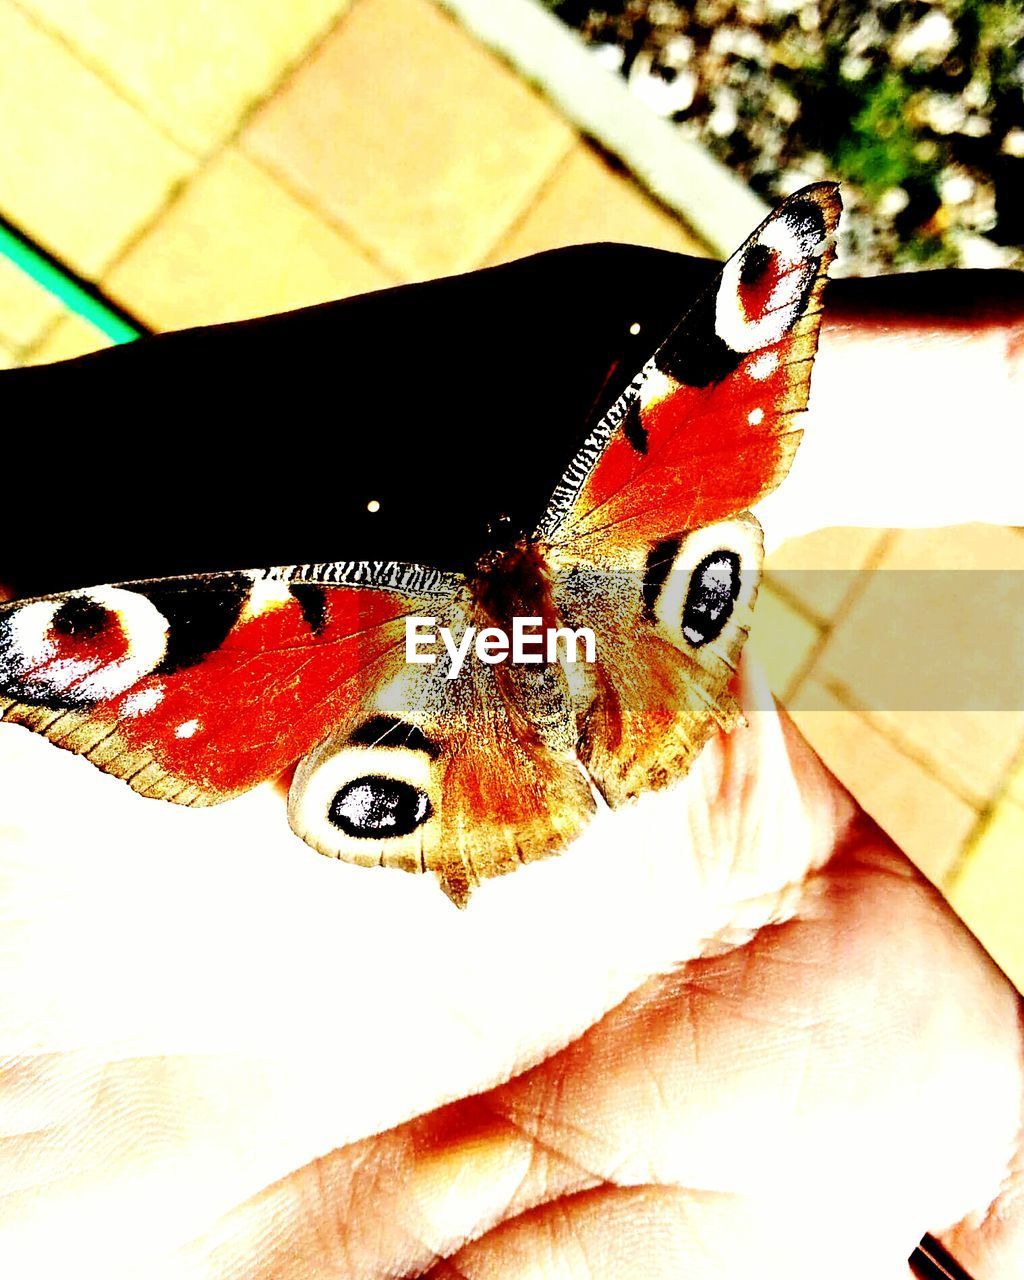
243;576;294;620
747;407;765;426
747;351;779;381
175;719;199;739
639;368;675;409
121;686;164;718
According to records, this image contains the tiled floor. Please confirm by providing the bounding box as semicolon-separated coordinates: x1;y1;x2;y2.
768;525;1024;987
0;0;1020;986
241;0;580;280
106;148;393;329
0;1;194;276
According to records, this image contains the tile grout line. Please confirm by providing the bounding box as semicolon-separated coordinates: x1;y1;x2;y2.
85;169;198;325
783;527;1024;858
227;0;368;142
211;1;398;281
813;527;1024;835
239;149;403;287
789;671;984;898
945;739;1024;890
761;575;828;630
239;0;580;285
7;0;201;160
99;0;404;315
811;671;993;813
779;528;896;704
430;0;766;255
7;0;373;333
20;311;75;363
472;133;578;269
7;0;699;337
947;808;998;893
9;0;363;162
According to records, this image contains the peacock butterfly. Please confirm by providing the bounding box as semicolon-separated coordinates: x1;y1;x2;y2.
0;184;841;906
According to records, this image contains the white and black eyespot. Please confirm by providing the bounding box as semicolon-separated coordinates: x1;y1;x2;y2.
0;586;169;706
715;199;827;354
329;777;431;838
681;551;741;647
288;722;439;872
644;516;763;653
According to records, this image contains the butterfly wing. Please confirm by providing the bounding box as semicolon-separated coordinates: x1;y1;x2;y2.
0;188;840;905
543;184;841;804
0;561;594;905
539;184;840;551
0;563;458;807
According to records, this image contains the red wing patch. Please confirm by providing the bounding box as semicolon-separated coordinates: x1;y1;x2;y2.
538;183;841;555
0;567;450;804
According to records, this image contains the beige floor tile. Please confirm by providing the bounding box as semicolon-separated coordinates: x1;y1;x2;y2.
949;798;1024;992
25;314;112;366
813;526;1024;804
15;0;351;154
488;142;708;264
242;0;574;280
0;2;194;275
0;255;62;349
748;583;820;700
106;150;393;331
862;713;1024;810
883;524;1024;571
765;526;887;624
790;680;979;886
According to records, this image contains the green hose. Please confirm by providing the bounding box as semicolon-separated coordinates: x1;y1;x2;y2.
0;219;144;345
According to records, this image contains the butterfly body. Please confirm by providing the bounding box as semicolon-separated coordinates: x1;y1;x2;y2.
0;186;841;905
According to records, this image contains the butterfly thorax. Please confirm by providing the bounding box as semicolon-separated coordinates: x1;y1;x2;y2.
471;538;556;632
467;539;578;754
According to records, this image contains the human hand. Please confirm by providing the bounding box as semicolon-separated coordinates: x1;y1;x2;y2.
0;659;1020;1279
1;252;1021;1278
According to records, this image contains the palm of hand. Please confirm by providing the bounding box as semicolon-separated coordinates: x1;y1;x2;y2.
0;663;1020;1279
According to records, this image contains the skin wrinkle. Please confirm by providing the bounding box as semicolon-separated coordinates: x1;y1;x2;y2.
179;1098;608;1280
485;1107;605;1218
423;1183;744;1280
314;1148;359;1280
512;849;1008;1198
80;793;1008;1274
459;1186;901;1280
406;1135;573;1279
553;1194;599;1280
489;998;667;1189
502;1065;610;1187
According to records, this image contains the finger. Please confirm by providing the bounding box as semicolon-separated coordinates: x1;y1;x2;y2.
932;1044;1024;1280
424;1183;919;1280
756;271;1024;547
